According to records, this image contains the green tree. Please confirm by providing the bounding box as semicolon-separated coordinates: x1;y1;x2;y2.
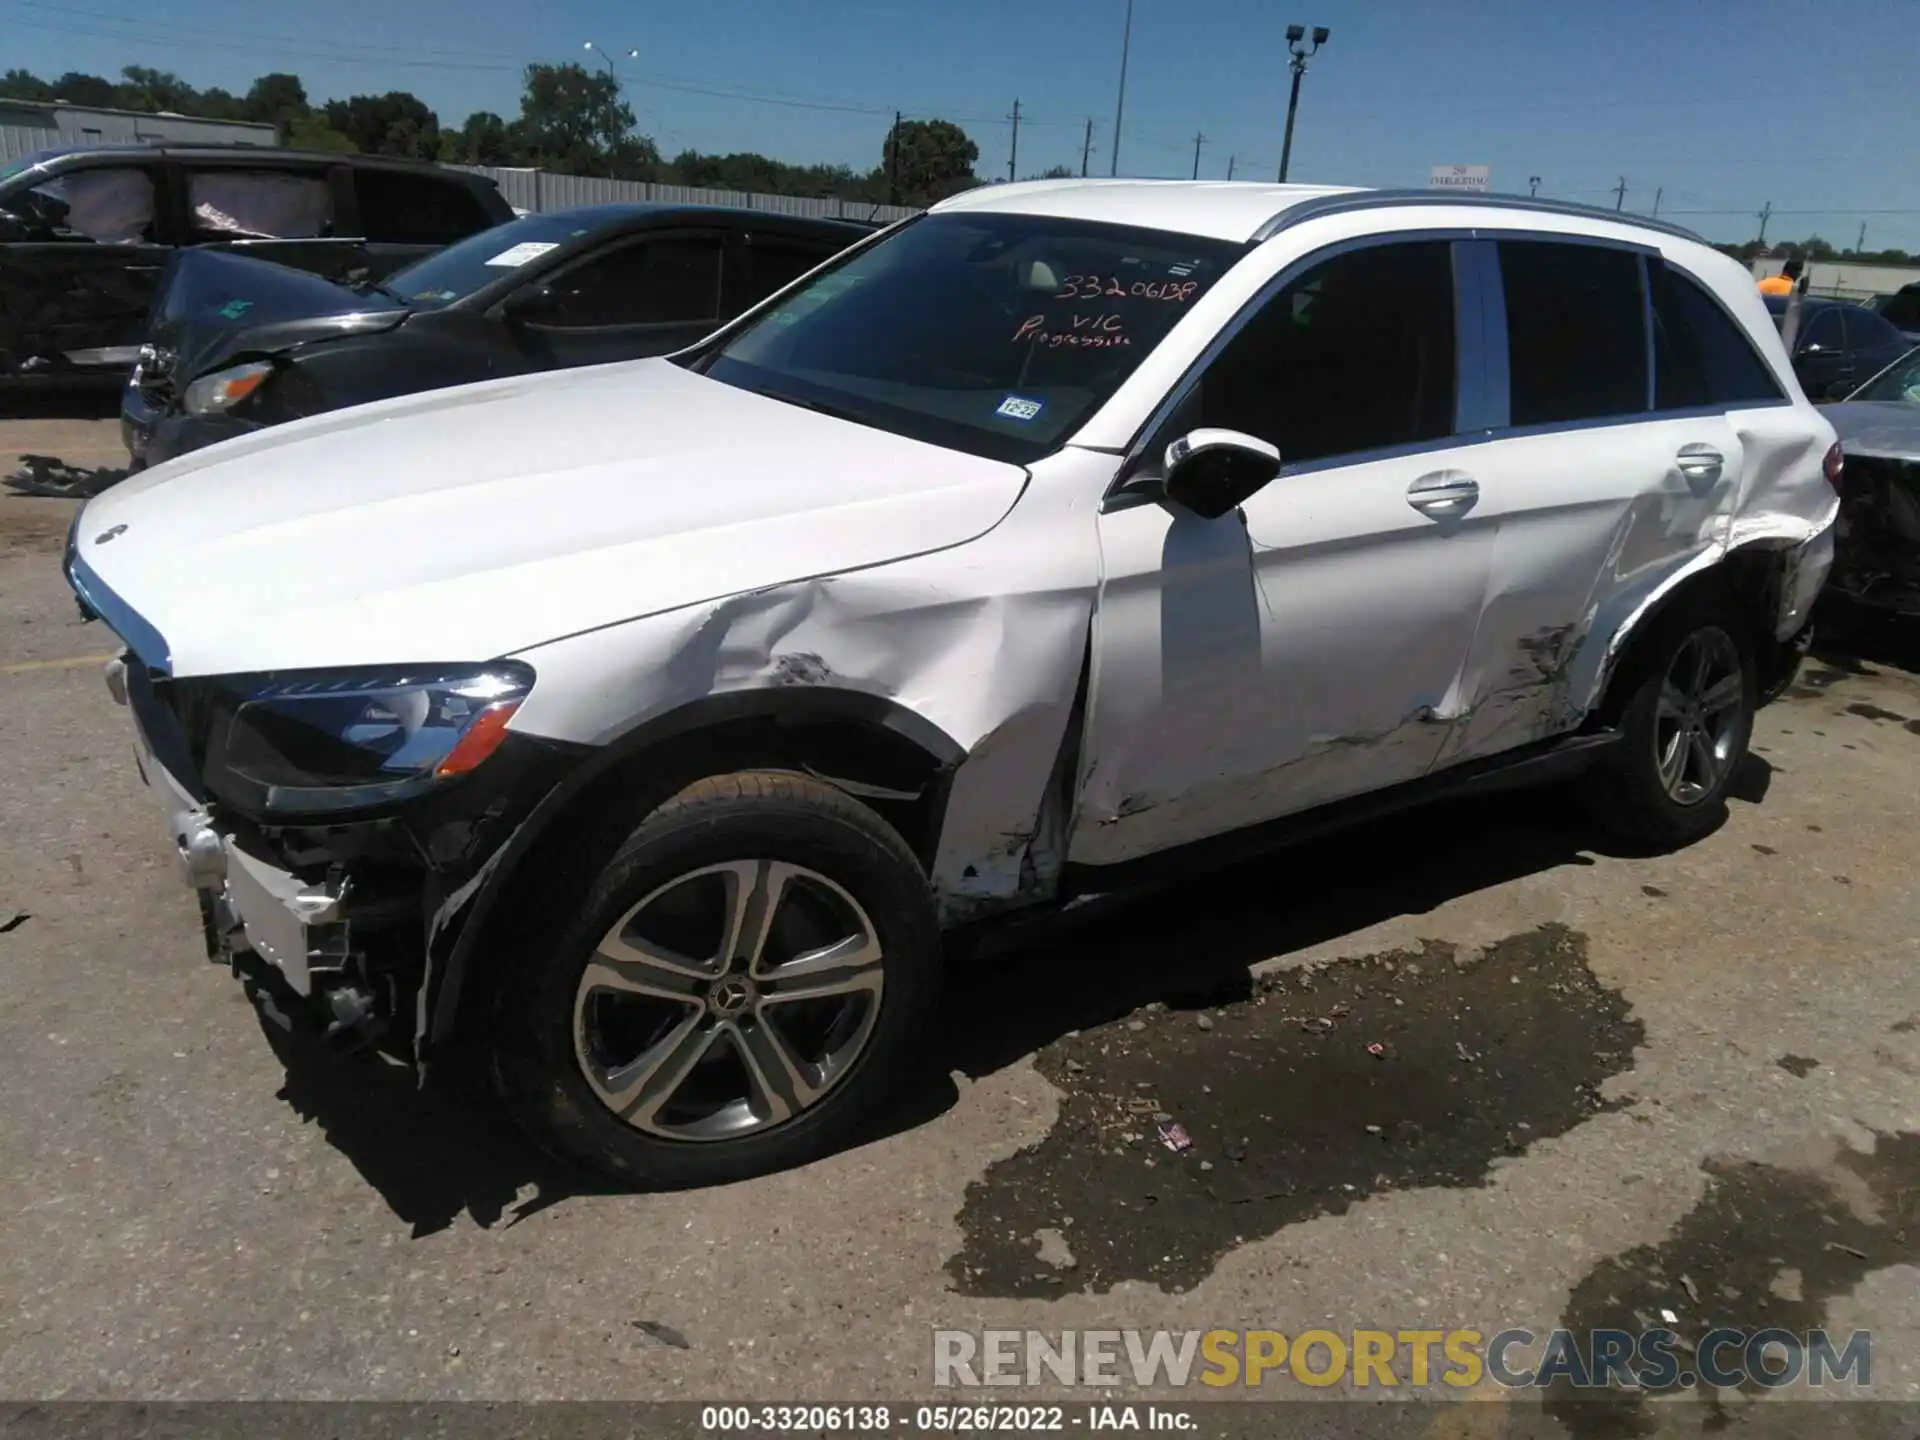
0;69;55;102
446;110;514;165
323;91;440;159
243;72;309;137
46;71;118;108
115;65;200;113
284;112;357;153
882;118;979;205
515;62;656;178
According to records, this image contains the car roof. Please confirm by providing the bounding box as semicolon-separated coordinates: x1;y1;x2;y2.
1764;294;1849;314
929;177;1708;246
20;142;499;181
513;201;872;236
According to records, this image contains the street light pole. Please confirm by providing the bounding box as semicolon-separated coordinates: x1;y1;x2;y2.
1109;0;1133;177
1276;24;1328;183
583;41;640;179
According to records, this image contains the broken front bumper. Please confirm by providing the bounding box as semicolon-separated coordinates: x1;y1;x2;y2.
108;655;350;996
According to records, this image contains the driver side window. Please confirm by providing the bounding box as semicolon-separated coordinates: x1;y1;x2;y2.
1182;240;1457;467
537;234;725;328
4;167;157;243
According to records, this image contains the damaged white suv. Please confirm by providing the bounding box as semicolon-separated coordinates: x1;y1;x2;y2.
67;180;1838;1186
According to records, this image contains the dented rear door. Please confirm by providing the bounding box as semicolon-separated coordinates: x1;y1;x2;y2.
1440;240;1752;763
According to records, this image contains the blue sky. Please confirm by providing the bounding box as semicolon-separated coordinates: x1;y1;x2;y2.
7;0;1918;250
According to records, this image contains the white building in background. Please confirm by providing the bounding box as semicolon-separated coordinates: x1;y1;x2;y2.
1751;257;1920;301
0;98;277;147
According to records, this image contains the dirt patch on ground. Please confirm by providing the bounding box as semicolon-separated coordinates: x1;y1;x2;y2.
949;924;1644;1297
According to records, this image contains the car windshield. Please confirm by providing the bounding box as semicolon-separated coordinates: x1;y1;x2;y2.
1851;347;1920;405
383;211;598;307
693;212;1247;464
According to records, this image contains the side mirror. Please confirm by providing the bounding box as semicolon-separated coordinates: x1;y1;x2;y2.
1160;428;1282;519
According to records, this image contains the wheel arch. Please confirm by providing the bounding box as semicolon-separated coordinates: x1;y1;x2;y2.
1580;539;1803;727
420;686;967;1062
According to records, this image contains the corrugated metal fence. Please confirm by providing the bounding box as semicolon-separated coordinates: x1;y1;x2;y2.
3;125;922;223
452;165;920;224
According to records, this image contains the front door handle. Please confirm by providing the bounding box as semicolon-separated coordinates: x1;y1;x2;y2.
1675;444;1724;487
1407;470;1480;516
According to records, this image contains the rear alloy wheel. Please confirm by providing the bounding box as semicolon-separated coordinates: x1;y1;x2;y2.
492;771;940;1188
1650;627;1747;806
1587;599;1755;847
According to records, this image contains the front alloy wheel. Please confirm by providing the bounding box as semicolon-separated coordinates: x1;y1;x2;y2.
574;859;885;1141
493;770;941;1188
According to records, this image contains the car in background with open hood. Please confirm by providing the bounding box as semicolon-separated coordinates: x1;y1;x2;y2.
0;144;512;392
1821;345;1920;614
122;203;871;469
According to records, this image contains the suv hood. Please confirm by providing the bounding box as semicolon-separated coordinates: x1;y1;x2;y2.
73;359;1028;677
148;249;405;384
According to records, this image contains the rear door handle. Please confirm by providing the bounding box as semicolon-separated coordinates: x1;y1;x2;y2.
1407;470;1479;516
1675;444;1724;487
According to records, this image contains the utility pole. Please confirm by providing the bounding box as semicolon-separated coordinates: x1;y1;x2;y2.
1191;131;1207;180
1612;175;1627;211
1757;200;1772;246
1227;154;1236;181
1007;99;1021;182
1080;117;1095;177
887;110;901;205
1528;175;1540;197
1109;0;1134;176
1652;186;1662;218
1856;220;1868;254
1277;24;1330;182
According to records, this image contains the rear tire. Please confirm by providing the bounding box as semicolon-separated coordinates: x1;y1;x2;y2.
489;770;941;1188
1585;595;1756;848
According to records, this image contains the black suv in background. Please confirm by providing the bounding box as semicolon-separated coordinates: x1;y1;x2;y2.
0;144;513;390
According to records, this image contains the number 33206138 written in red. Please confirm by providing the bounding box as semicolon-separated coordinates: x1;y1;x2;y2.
1055;274;1200;302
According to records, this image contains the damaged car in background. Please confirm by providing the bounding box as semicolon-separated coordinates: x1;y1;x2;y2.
0;144;512;392
123;204;869;469
1821;345;1920;615
66;181;1838;1187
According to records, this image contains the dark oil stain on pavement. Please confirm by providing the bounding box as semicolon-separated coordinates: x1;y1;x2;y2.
948;924;1643;1297
1775;1054;1820;1077
1544;1131;1920;1440
1845;701;1910;725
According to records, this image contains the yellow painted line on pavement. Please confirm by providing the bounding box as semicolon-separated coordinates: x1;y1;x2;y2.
0;652;117;676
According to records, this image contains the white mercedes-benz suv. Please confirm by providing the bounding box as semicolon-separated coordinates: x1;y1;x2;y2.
66;180;1839;1186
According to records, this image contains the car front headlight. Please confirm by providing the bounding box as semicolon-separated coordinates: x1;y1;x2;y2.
207;662;535;814
183;359;273;416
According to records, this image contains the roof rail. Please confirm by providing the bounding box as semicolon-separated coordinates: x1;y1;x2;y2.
1251;188;1707;245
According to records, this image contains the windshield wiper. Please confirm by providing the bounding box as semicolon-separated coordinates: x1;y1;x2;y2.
760;388;864;425
351;278;406;304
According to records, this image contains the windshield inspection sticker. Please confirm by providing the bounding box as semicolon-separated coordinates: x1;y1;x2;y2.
483;241;561;268
996;395;1044;422
216;298;253;320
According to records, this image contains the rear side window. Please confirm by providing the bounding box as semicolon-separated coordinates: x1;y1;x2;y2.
187;169;334;241
1844;305;1907;353
354;169;492;245
732;233;841;311
1500;241;1647;426
1649;261;1784;409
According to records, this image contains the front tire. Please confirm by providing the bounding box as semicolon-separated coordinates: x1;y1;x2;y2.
490;771;941;1188
1586;597;1755;847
